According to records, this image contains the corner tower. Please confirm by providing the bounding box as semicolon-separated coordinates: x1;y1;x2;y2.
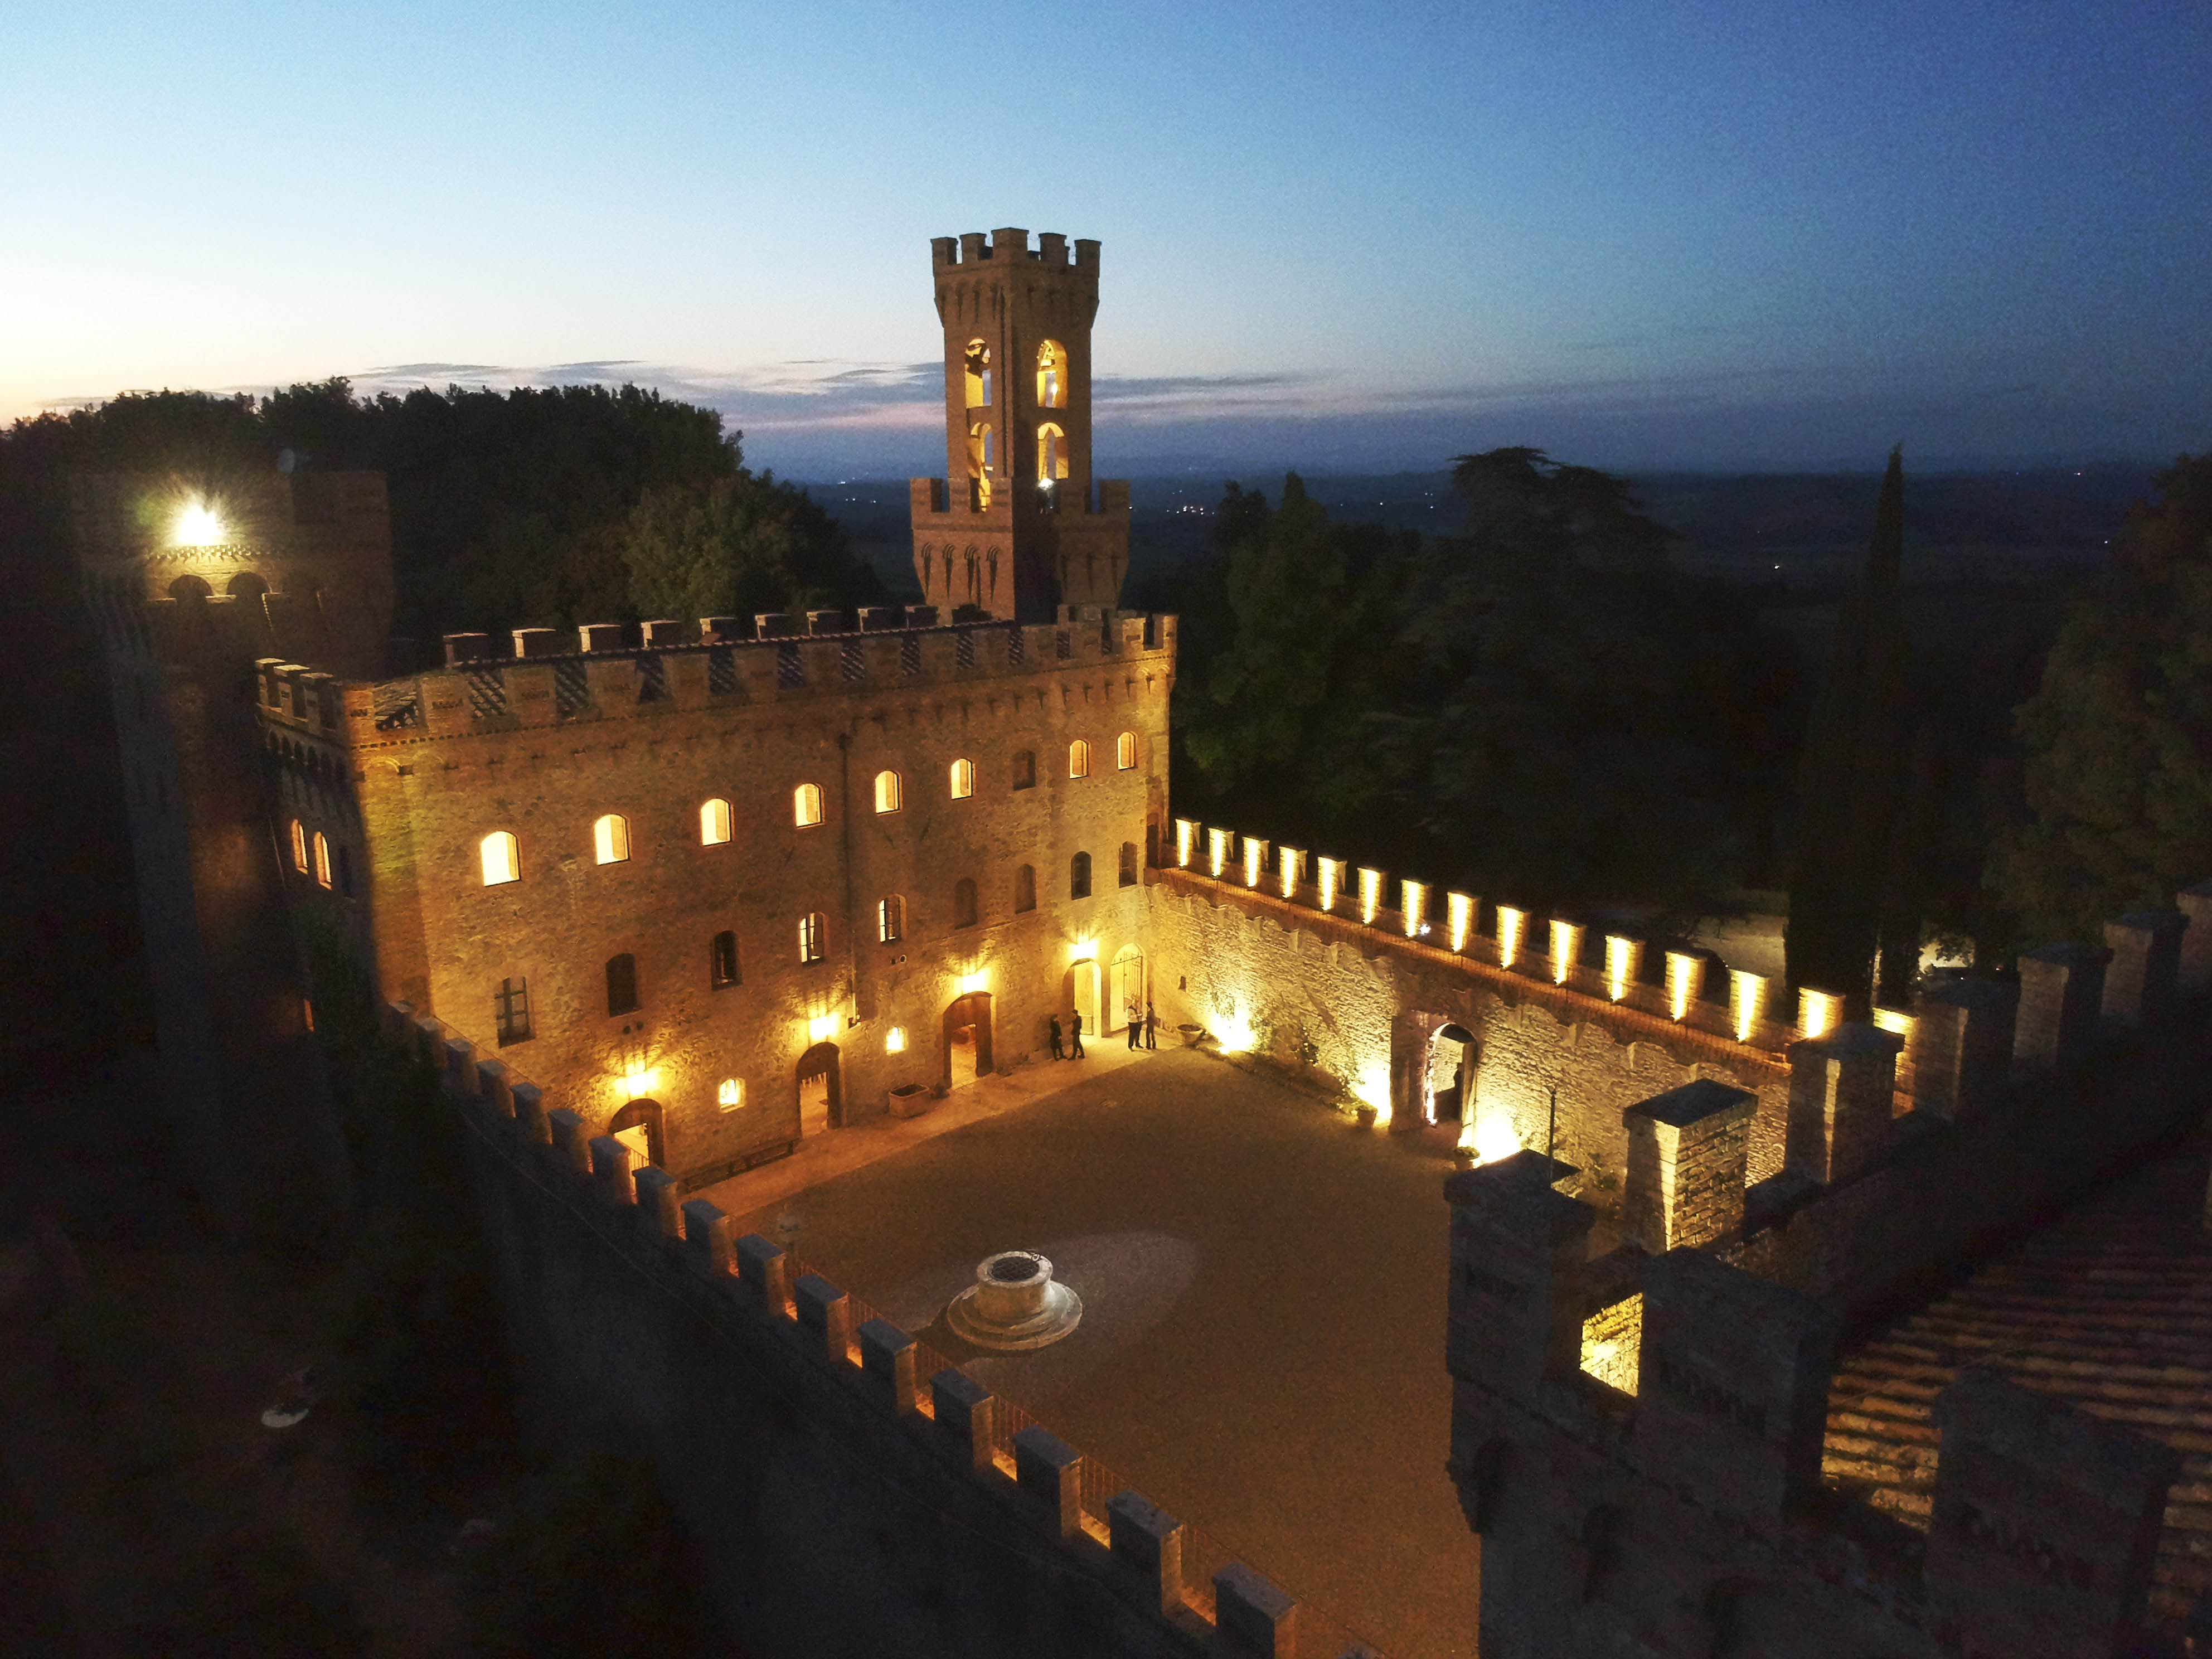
909;227;1131;622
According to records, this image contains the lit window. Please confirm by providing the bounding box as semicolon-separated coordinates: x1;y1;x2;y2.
950;758;974;799
313;832;332;890
1117;731;1137;770
605;953;638;1016
799;912;825;964
1036;340;1067;409
700;797;733;845
289;819;308;873
717;1077;743;1110
710;929;740;988
794;783;823;827
874;769;901;814
964;339;991;409
1068;740;1090;779
494;977;531;1046
480;831;520;886
886;1026;906;1055
1070;851;1092;900
878;895;904;944
593;813;629;865
1036;422;1069;483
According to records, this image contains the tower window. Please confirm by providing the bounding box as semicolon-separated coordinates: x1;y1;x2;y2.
873;769;901;814
953;877;978;930
313;832;333;890
1070;851;1092;900
710;929;740;988
1036;341;1067;409
878;895;904;943
717;1078;743;1109
794;783;824;827
593;813;629;865
1119;842;1138;887
1036;423;1069;484
798;913;826;963
1068;740;1090;779
605;953;639;1016
494;977;531;1046
949;757;974;799
481;831;520;886
289;819;308;874
701;797;733;845
964;339;991;408
1117;731;1137;770
1013;864;1036;914
1012;750;1036;791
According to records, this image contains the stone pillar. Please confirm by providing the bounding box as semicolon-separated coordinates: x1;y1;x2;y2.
1443;1151;1593;1405
680;1199;734;1275
633;1166;681;1241
1633;1250;1839;1519
2102;910;2185;1029
1105;1491;1185;1616
1388;1013;1429;1136
1214;1564;1298;1659
1925;1369;2180;1657
736;1234;789;1307
1548;918;1583;986
1622;1080;1755;1253
1603;934;1643;1002
1785;1021;1904;1185
857;1318;916;1417
2015;942;2111;1070
794;1272;852;1365
1012;1425;1082;1538
928;1369;997;1471
2177;881;2212;994
1912;979;2020;1122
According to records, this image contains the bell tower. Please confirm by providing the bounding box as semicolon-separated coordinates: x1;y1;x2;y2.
909;227;1131;623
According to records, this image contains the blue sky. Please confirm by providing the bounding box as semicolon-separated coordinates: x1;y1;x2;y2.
5;0;2207;472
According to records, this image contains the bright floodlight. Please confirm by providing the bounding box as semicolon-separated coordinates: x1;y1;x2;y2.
174;501;222;546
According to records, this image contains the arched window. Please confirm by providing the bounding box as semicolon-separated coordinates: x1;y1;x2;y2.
717;1078;744;1110
1117;731;1137;770
1012;750;1036;791
167;574;211;601
605;953;639;1016
968;423;993;510
964;339;991;408
593;813;629;865
1119;842;1138;887
953;877;978;929
1013;864;1036;914
798;913;826;963
336;843;354;898
700;798;733;845
710;929;740;988
1036;341;1067;409
873;769;901;814
878;895;904;943
312;832;333;889
1068;740;1090;779
289;819;308;874
226;572;268;599
794;783;823;827
1036;423;1069;484
480;831;520;886
949;758;974;799
1070;851;1092;900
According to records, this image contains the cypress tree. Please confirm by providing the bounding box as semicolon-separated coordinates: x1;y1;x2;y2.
1786;446;1914;1014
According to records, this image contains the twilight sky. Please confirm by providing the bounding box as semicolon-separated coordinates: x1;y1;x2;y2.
6;1;2208;474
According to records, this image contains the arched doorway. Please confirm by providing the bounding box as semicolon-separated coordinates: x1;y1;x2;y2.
796;1042;841;1136
942;992;993;1090
609;1098;665;1169
1065;961;1101;1050
1109;945;1145;1035
1428;1024;1478;1127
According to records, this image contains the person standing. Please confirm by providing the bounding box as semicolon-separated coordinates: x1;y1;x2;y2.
1143;1001;1158;1050
1127;1002;1142;1049
1069;1008;1085;1059
1049;1015;1065;1061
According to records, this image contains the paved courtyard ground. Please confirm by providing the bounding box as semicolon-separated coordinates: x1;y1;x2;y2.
706;1045;1481;1659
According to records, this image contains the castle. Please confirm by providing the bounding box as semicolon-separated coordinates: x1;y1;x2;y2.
74;229;2212;1658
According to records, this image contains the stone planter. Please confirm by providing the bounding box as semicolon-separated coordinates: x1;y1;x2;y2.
1177;1023;1207;1047
1354;1103;1379;1129
887;1083;931;1119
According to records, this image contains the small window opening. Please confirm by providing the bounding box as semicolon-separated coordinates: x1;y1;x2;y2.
964;339;991;408
605;954;639;1016
710;929;740;988
701;797;733;845
1036;341;1067;409
289;819;308;874
1070;851;1092;900
949;757;974;799
886;1027;906;1054
799;913;826;963
494;976;532;1046
794;783;824;827
873;769;901;814
1068;740;1090;779
1036;423;1069;484
313;832;332;890
593;813;629;865
1012;750;1036;791
1013;864;1036;914
953;877;978;929
717;1078;743;1109
878;895;904;943
1119;842;1138;887
481;830;520;886
1117;731;1137;770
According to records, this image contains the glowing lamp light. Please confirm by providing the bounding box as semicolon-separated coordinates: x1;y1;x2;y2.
1217;1003;1257;1054
955;968;989;996
1357;867;1384;926
1469;1117;1522;1165
886;1026;906;1054
1445;892;1473;954
173;499;223;547
1069;937;1096;964
1497;906;1525;969
807;1014;839;1042
1605;935;1636;1002
1352;1064;1393;1126
617;1065;658;1098
1730;969;1766;1044
1207;827;1231;879
1799;988;1841;1042
1175;818;1196;869
1666;951;1702;1022
717;1078;741;1108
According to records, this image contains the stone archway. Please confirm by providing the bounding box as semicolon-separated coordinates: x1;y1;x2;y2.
797;1041;841;1134
609;1097;665;1169
942;992;994;1089
1429;1024;1478;1128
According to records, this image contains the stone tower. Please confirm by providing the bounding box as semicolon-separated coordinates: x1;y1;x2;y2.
909;227;1131;623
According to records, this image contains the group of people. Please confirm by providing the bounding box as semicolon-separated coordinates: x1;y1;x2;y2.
1047;1000;1159;1060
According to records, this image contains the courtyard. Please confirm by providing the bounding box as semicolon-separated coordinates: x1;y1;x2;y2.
702;1045;1481;1659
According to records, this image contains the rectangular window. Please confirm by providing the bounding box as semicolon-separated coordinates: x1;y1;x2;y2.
494;977;532;1046
799;913;825;964
878;895;904;944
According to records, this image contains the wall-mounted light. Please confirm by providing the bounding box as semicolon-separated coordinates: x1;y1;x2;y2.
617;1065;659;1098
956;968;988;996
1498;906;1526;969
1447;892;1473;954
886;1027;906;1054
1068;938;1095;964
173;499;223;547
807;1014;838;1043
1217;1003;1257;1053
1357;867;1384;926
